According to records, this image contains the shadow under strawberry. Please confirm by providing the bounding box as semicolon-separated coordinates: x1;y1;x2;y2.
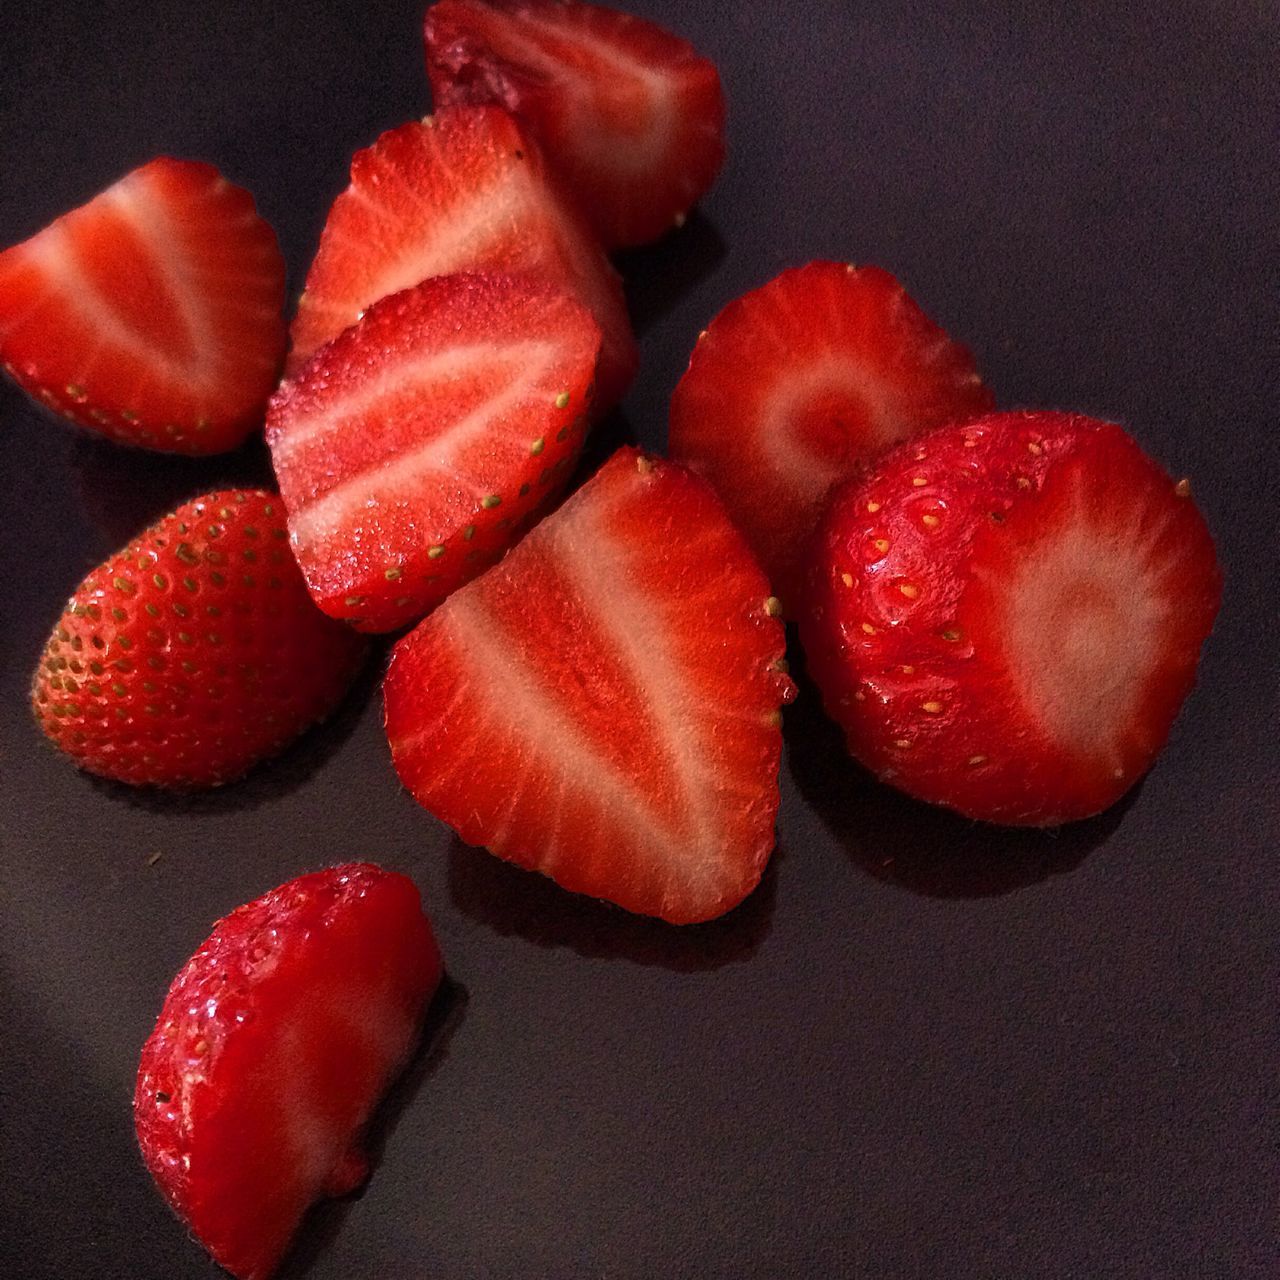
615;210;727;338
446;837;777;971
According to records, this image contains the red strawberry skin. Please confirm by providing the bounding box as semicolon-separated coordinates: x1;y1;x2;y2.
287;106;636;410
0;158;286;454
425;0;726;248
31;489;367;787
384;447;795;924
670;262;994;609
800;411;1222;826
134;864;443;1280
268;273;601;633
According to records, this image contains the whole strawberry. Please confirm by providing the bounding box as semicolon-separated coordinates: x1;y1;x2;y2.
800;411;1222;826
32;489;367;786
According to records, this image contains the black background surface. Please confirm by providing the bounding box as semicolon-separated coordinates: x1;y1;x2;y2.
1;2;1277;1277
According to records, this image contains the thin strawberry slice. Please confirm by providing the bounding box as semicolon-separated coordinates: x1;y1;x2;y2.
287;105;636;410
0;158;286;454
800;411;1223;826
669;262;994;609
134;864;443;1280
268;272;600;632
384;448;796;924
424;0;726;248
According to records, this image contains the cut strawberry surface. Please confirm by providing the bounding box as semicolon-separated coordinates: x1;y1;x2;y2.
669;262;993;609
384;448;795;924
800;411;1222;826
424;0;726;248
286;105;636;409
268;272;600;633
0;157;286;454
134;864;443;1280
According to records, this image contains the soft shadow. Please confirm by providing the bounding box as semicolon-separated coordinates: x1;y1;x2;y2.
278;977;469;1279
615;210;727;337
447;838;777;971
574;407;640;482
785;658;1128;899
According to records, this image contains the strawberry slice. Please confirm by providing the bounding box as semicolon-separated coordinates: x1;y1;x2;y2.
669;262;994;609
268;272;601;633
424;0;726;248
800;411;1223;826
286;105;636;410
134;863;443;1280
31;489;368;787
384;447;796;924
0;158;286;454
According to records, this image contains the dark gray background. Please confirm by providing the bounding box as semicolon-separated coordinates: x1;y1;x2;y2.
1;2;1276;1277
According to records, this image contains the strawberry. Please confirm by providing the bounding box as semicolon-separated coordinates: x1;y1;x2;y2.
268;273;600;633
32;489;367;787
286;105;636;410
384;447;796;924
799;411;1222;826
134;863;443;1280
0;158;286;454
668;262;994;609
424;0;726;248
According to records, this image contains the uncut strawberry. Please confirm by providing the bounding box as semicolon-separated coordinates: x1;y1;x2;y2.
287;105;636;410
268;272;600;632
669;262;993;609
425;0;726;248
800;411;1222;826
384;447;796;925
135;863;443;1280
31;489;367;787
0;158;286;454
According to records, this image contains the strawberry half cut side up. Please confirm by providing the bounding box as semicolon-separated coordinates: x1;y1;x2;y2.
384;447;796;924
669;262;994;610
135;864;443;1280
31;489;368;787
425;0;726;248
800;411;1223;826
286;105;636;410
0;158;286;454
268;273;601;633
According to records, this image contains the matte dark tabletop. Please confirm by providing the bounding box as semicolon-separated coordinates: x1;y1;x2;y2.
2;2;1277;1277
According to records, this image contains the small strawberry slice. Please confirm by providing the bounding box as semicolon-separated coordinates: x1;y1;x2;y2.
287;105;636;409
800;411;1222;826
424;0;726;248
384;447;796;924
268;273;600;633
0;158;286;454
32;489;367;787
134;863;443;1280
669;262;994;609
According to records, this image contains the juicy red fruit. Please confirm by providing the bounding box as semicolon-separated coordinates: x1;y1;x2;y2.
0;158;286;454
425;0;726;248
135;864;443;1280
800;411;1222;826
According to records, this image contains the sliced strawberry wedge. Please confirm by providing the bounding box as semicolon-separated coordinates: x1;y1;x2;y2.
669;262;994;608
268;272;601;632
134;864;443;1280
384;448;796;924
0;158;286;454
424;0;726;248
287;105;636;410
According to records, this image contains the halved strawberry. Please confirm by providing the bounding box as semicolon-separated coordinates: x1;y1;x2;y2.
384;447;796;924
424;0;726;248
286;105;636;409
0;158;286;454
669;262;994;609
31;489;367;787
268;272;600;633
134;863;443;1280
800;411;1222;826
